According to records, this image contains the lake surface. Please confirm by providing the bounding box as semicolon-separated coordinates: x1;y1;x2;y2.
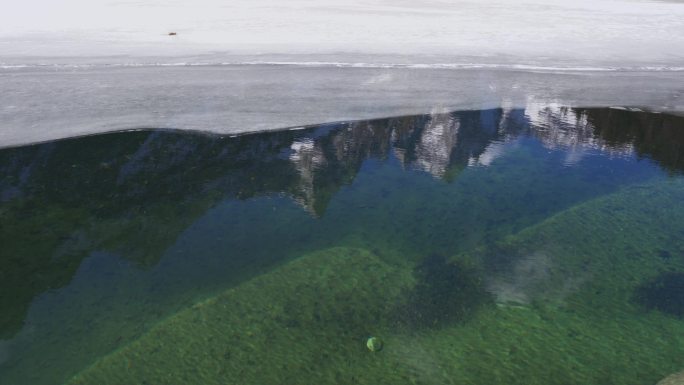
1;106;684;385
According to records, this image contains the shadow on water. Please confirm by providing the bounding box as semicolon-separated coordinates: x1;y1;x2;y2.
395;254;492;329
634;272;684;318
0;106;683;384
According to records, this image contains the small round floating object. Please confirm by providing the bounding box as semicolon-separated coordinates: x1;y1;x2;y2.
366;336;383;352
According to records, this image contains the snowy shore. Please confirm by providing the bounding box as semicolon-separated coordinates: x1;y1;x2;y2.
3;0;684;62
1;63;683;149
1;0;683;147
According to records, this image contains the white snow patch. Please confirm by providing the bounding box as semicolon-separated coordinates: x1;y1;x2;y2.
1;0;683;67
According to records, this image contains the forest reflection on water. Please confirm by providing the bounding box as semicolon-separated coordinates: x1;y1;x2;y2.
0;106;683;385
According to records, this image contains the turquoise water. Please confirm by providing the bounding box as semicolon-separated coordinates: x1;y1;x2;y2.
1;107;683;385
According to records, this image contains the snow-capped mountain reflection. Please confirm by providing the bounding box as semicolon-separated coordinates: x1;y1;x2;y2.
524;103;635;164
0;105;681;340
412;113;461;177
280;104;683;217
286;103;659;187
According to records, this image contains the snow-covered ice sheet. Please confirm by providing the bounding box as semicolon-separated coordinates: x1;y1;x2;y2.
2;0;684;65
1;64;682;149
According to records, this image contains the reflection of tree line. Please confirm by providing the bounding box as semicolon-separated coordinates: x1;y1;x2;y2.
0;107;682;338
577;108;684;174
0;129;305;339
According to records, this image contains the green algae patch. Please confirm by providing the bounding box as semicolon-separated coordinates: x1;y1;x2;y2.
67;248;415;385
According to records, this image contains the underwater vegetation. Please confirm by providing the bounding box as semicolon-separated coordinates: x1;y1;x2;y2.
635;272;684;318
396;254;492;329
66;248;416;385
60;168;684;385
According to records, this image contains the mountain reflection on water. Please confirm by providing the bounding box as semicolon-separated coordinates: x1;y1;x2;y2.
0;106;682;340
1;106;683;385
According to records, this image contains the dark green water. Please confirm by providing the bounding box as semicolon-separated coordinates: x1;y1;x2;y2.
1;107;684;385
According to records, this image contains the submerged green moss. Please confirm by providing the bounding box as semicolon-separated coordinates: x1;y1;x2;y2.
67;248;415;385
67;179;684;385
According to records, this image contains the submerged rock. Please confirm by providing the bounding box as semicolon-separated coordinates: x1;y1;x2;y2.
656;370;684;385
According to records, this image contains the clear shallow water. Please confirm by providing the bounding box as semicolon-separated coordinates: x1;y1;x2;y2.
1;107;684;384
